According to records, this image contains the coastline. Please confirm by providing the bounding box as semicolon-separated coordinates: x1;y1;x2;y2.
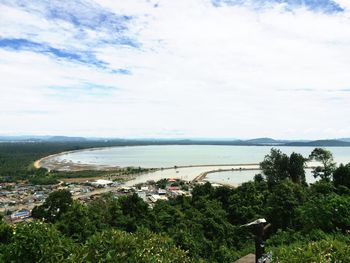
33;145;320;187
35;145;261;171
33;145;122;170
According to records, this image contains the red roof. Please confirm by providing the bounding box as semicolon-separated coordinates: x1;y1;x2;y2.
168;186;179;191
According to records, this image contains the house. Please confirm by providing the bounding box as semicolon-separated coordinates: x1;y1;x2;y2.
148;194;168;203
158;189;167;195
11;209;31;223
91;179;113;187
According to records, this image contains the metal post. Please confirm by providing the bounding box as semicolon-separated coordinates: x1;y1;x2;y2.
241;218;270;263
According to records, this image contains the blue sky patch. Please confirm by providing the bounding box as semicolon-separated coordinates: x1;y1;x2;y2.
111;69;131;75
212;0;344;13
2;0;132;32
0;38;41;50
47;82;118;100
0;0;140;74
1;0;139;49
0;38;132;74
0;38;105;67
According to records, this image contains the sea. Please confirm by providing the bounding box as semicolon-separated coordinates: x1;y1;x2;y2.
46;145;350;186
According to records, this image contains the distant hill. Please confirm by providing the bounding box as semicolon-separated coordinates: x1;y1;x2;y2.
46;136;87;142
285;140;350;147
0;135;50;142
339;138;350;143
245;137;291;144
1;136;350;146
0;135;87;142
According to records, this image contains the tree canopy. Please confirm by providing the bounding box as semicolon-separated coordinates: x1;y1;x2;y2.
260;148;307;187
309;148;336;180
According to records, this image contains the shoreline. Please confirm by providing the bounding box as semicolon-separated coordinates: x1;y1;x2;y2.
34;144;349;171
34;146;261;171
34;146;124;169
192;167;261;182
34;145;319;188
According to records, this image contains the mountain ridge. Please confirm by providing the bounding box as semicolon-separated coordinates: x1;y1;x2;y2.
1;136;350;146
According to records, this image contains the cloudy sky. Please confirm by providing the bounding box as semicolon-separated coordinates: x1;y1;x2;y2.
1;0;350;139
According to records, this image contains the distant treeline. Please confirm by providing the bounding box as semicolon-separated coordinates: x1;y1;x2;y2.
1;140;192;182
0;141;140;181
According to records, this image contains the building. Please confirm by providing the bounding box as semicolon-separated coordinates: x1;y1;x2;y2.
11;209;31;223
91;179;114;187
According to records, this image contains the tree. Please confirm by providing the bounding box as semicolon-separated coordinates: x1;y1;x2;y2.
56;202;96;241
297;194;350;233
309;148;336;181
191;182;214;201
260;149;290;187
117;193;151;232
260;149;307;187
1;222;76;263
32;189;73;223
87;193;121;229
272;237;350;263
0;222;12;244
289;153;307;184
267;180;306;230
333;163;350;188
228;181;268;225
69;228;192;263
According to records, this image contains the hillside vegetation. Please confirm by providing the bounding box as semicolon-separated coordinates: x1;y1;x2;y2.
1;146;350;262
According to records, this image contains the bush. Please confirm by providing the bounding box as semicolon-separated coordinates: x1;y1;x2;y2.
1;222;76;263
297;194;350;232
0;223;12;244
69;228;193;263
272;237;350;263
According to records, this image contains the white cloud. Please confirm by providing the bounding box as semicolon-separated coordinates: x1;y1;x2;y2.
1;0;350;139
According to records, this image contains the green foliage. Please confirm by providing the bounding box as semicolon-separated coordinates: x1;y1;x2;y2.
0;222;12;244
56;202;96;241
297;194;350;233
228;181;268;225
191;182;214;201
309;180;336;196
69;228;192;263
309;148;336;180
1;222;76;263
0;223;191;263
0;142;88;181
117;193;152;232
156;178;168;189
266;229;331;247
260;149;307;187
289;152;307;184
28;175;59;185
0;141;151;182
32;190;73;223
267;180;307;230
333;163;350;188
86;193;122;230
271;237;350;262
52;170;118;179
261;148;290;186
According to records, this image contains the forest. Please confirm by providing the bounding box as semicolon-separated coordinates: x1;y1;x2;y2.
1;147;350;262
0;141;152;182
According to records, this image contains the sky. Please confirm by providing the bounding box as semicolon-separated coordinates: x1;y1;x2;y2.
1;0;350;139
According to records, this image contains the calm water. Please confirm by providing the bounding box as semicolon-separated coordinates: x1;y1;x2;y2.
51;145;350;168
206;169;317;185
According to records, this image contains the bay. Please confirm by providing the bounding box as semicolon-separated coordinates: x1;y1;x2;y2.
49;145;350;168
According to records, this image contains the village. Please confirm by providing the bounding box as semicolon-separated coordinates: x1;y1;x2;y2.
0;177;210;224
